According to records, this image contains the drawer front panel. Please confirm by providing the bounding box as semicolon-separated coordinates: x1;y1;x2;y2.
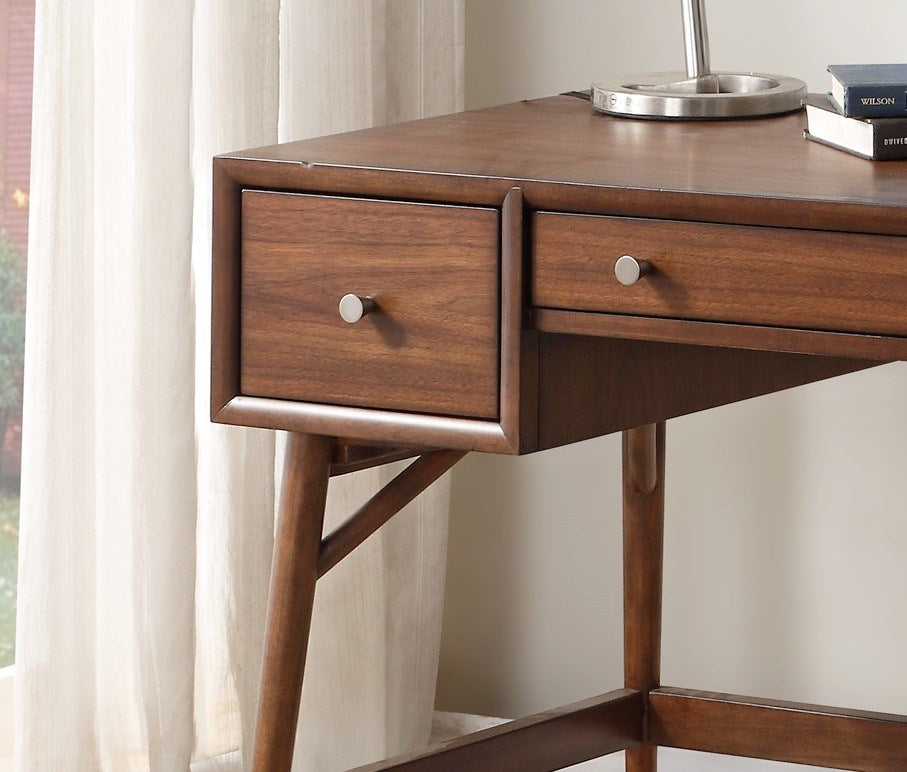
532;213;907;337
241;191;500;419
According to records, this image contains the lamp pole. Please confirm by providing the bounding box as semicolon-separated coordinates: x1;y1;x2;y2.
591;0;806;118
681;0;710;80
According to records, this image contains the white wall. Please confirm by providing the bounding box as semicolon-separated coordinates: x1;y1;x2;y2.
437;2;907;769
461;0;907;110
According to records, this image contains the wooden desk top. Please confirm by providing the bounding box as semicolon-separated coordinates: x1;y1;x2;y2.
213;94;906;454
223;95;907;235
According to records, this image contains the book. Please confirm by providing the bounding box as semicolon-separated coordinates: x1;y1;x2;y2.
828;64;907;118
803;95;907;160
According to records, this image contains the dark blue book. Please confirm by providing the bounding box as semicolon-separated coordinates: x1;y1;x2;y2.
828;64;907;118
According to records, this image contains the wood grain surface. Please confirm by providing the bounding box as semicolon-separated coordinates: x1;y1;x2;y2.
329;443;421;476
499;187;539;452
211;160;243;416
352;689;643;771
533;308;907;361
649;688;907;771
317;449;465;577
537;334;876;450
217;95;907;236
215;394;514;453
241;191;500;419
253;433;332;772
533;212;907;337
623;424;666;772
214;95;907;447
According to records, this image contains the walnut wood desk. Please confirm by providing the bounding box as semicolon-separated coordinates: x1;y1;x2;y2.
212;95;907;771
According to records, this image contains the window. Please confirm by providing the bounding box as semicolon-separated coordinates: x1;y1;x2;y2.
0;0;35;670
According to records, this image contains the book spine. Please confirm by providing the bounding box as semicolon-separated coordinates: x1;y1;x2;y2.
873;122;907;160
843;84;907;118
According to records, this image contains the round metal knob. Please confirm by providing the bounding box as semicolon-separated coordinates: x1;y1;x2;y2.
339;294;377;324
614;255;653;286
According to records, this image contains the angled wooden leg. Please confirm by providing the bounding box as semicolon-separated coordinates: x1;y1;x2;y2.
253;433;333;772
318;449;466;577
623;423;666;772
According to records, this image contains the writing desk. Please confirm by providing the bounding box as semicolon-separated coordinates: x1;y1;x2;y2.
212;95;907;771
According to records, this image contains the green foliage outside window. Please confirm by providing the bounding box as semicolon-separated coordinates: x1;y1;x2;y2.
0;230;25;470
0;228;24;667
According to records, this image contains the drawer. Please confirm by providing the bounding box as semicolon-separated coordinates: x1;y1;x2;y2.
532;212;907;337
241;191;500;419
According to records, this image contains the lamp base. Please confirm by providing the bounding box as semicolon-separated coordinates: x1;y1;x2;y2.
592;71;806;120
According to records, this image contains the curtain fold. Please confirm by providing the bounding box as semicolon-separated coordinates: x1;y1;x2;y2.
17;1;464;769
189;4;281;768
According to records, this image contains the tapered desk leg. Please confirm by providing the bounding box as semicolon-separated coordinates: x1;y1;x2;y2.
253;433;333;772
623;423;666;772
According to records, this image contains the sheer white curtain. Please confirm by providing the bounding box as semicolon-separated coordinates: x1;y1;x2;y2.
17;1;464;769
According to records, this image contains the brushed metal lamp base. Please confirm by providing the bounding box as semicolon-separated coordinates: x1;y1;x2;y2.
592;72;807;119
593;0;806;120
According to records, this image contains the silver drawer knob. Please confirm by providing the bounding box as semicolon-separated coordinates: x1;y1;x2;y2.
339;293;377;324
614;255;653;286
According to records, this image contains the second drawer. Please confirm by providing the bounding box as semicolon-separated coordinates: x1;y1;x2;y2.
532;212;907;337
